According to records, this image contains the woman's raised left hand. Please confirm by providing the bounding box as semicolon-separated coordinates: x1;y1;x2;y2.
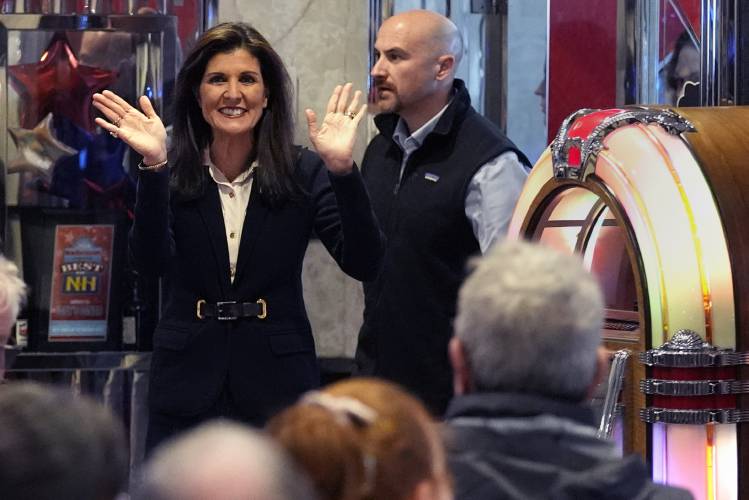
93;91;168;166
306;83;367;175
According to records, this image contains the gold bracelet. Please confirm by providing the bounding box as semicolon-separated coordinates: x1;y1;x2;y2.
138;158;168;171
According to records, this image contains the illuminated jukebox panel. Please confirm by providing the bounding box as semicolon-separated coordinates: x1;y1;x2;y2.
508;106;749;500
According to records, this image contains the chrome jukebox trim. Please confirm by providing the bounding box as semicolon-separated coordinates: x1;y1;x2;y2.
551;108;694;181
640;379;749;396
598;349;630;439
640;351;749;367
639;329;749;367
640;408;749;425
550;108;594;180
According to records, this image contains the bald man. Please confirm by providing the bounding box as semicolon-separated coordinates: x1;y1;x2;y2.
356;10;530;415
136;421;316;500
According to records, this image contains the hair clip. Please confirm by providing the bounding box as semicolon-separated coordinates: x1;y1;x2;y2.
302;391;380;496
301;391;378;427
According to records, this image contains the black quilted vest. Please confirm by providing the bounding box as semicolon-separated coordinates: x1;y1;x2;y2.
356;79;530;414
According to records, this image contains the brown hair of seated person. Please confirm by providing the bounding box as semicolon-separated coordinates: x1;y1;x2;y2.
267;378;452;500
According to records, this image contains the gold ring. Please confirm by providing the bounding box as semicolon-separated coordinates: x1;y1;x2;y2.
113;116;121;128
344;111;356;120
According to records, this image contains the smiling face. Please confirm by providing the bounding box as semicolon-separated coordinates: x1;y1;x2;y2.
198;48;268;140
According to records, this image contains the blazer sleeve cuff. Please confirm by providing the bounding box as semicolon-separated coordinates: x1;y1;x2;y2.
326;163;368;206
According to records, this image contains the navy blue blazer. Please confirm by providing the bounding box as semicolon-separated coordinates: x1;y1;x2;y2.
131;148;383;422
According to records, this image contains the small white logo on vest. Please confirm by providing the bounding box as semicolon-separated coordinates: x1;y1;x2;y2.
424;173;440;182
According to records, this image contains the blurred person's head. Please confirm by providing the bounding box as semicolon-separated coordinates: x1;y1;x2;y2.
268;378;452;500
667;30;700;105
371;10;463;131
137;420;316;500
534;62;546;116
0;382;127;500
0;255;26;345
451;239;607;402
0;255;27;380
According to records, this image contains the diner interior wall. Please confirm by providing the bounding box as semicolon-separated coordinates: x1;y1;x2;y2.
219;0;369;358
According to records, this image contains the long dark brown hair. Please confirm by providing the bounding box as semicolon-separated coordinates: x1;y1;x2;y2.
169;22;301;205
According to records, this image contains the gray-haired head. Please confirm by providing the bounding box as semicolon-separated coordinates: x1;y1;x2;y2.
454;239;604;401
136;420;317;500
0;254;26;344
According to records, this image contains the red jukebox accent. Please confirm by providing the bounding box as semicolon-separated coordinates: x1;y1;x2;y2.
649;366;737;410
640;329;749;420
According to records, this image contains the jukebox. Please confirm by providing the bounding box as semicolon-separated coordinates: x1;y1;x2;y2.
508;105;749;499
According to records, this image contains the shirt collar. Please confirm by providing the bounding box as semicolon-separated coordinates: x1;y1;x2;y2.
392;100;451;153
204;149;257;186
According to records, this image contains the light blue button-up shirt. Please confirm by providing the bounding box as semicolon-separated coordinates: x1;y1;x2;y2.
392;104;529;253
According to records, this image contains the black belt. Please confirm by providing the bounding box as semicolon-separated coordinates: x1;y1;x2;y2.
196;299;267;320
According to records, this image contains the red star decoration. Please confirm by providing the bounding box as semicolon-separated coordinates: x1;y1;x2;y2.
8;32;118;132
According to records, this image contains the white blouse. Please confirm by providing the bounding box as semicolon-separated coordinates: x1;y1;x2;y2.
205;153;257;283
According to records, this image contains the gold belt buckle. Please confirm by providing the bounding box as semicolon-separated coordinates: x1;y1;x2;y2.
256;298;267;319
196;299;206;320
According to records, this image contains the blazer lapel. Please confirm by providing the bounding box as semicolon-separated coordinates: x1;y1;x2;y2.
233;178;269;286
197;179;231;295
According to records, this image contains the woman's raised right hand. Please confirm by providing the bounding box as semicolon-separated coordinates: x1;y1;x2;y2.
93;90;168;166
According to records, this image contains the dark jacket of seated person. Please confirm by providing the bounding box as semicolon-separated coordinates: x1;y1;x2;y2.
445;392;691;500
444;240;693;500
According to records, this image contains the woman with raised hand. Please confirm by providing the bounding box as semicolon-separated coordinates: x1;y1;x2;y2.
92;22;382;452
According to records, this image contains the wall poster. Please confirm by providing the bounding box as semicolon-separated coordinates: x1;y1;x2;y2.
49;224;114;342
